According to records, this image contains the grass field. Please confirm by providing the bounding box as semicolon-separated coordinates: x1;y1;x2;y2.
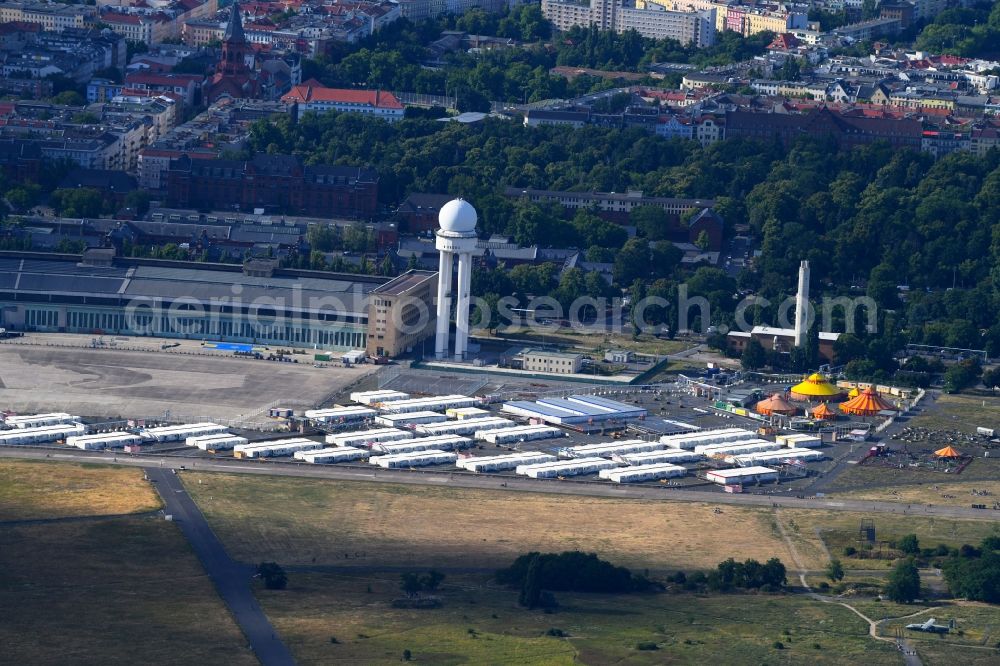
0;459;161;520
776;509;999;569
909;393;1000;433
0;517;256;665
879;602;1000;665
830;478;1000;508
255;571;901;666
182;473;796;571
821;458;1000;497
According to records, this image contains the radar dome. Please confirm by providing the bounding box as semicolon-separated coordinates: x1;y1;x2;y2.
438;198;477;233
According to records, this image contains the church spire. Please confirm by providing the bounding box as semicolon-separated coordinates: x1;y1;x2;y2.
223;2;246;44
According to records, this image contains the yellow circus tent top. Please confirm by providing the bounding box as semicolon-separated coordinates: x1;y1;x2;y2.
934;446;962;458
811;402;836;420
839;387;895;416
790;373;844;401
848;387;860;398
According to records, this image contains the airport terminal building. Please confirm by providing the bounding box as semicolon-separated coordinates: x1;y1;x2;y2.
0;250;436;353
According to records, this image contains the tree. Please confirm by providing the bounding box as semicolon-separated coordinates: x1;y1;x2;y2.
420;570;445;591
982;367;1000;392
825;558;844;582
519;554;543;609
613;238;649;286
694;229;711;250
51;188;105;218
256;562;287;590
123;190;151;216
741;338;766;370
632;205;669;240
884;558;920;603
50;90;84;106
400;572;422;598
898;534;920;555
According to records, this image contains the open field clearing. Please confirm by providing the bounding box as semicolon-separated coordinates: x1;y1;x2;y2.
821;457;1000;498
828;477;1000;508
879;602;1000;665
0;343;371;422
256;571;901;665
777;509;999;570
0;517;256;665
908;393;1000;433
183;472;795;570
0;460;160;520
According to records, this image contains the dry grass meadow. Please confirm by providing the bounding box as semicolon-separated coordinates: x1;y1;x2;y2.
183;472;797;570
0;518;256;665
0;459;161;520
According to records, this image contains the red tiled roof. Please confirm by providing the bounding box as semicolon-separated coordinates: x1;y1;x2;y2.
282;85;403;109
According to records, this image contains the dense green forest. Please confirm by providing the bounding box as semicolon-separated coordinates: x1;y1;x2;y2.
245;110;1000;369
300;12;773;109
914;1;1000;57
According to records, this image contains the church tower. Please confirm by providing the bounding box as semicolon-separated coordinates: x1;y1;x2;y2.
220;2;251;77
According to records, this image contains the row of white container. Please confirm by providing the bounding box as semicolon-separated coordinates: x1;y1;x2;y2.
660;428;758;450
304;406;377;423
66;431;140;450
729;447;824;465
371;434;472;455
233;438;321;459
478;425;564;444
294;446;369;463
349;390;410;405
598;462;687;484
377;395;478;415
369;449;458;468
416;417;514;437
705;466;779;485
695;439;779;456
2;412;79;429
375;411;448;428
562;439;664;459
0;422;87;445
516;456;620;479
325;427;413;447
140;422;226;443
185;433;249;451
616;449;704;465
456;452;557;473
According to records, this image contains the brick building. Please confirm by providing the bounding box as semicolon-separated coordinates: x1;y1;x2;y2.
724;107;923;150
165;153;379;218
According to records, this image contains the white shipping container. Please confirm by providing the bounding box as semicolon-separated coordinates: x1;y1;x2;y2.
457;452;557;473
140;423;225;443
378;395;478;414
599;463;687;483
619;449;704;465
350;390;411;405
326;428;414;447
479;425;563;444
446;407;490;420
371;435;472;455
0;422;87;445
304;406;377;423
374;411;448;428
234;438;321;459
516;456;619;479
565;440;664;458
189;434;249;451
369;449;458;468
416;417;514;437
295;446;369;463
66;431;141;450
3;412;79;429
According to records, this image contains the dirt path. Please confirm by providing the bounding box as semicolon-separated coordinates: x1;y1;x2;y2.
773;509;920;665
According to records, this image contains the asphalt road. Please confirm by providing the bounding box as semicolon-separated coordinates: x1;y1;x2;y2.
4;447;997;522
146;466;295;666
